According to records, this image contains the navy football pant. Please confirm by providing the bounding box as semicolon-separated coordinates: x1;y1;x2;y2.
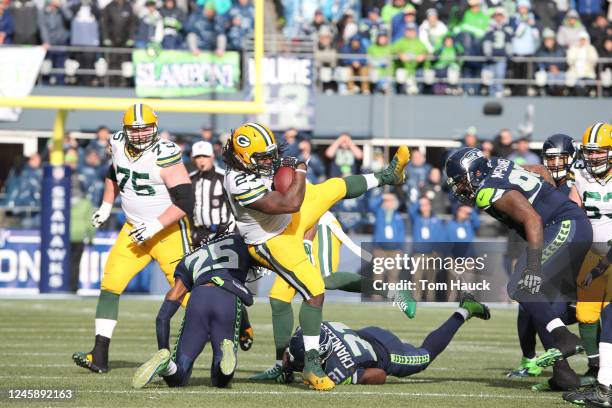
507;218;591;348
163;285;241;387
517;303;577;357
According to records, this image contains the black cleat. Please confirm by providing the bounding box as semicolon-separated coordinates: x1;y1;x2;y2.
563;385;594;405
73;335;110;373
584;382;612;407
548;359;580;391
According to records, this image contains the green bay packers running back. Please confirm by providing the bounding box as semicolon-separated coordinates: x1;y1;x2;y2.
222;122;410;390
73;103;194;373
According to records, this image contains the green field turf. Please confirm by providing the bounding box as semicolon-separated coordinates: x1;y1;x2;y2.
0;298;586;407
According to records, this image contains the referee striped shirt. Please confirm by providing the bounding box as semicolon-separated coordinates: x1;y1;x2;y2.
190;168;234;235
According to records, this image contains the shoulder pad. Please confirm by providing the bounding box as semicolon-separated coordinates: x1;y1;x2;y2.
154;140;183;168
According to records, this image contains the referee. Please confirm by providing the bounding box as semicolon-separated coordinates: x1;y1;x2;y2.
190;141;234;246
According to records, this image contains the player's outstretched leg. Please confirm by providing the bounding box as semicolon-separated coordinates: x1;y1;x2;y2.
535;332;585;368
132;349;171;389
459;292;491;320
375;145;411;186
300;301;335;391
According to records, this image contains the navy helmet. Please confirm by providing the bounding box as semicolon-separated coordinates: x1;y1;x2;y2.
445;147;491;205
541;134;576;181
287;326;333;371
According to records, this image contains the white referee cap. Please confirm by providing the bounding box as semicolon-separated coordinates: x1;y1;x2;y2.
192;141;214;157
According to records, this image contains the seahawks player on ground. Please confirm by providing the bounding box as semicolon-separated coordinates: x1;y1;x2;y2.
282;293;489;385
445;147;593;391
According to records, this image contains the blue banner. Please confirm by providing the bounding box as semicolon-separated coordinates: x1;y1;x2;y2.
0;229;151;293
39;165;71;293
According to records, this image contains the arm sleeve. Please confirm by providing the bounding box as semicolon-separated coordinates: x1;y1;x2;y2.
155;299;181;350
107;165;117;182
168;183;194;215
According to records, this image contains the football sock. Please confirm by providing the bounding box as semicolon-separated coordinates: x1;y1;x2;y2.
299;302;323;349
92;335;110;365
96;290;120;320
580;322;601;366
517;306;537;359
303;240;315;264
270;298;293;360
598;342;612;386
546;318;565;333
324;272;363;293
344;174;378;199
420;312;464;362
160;359;177;376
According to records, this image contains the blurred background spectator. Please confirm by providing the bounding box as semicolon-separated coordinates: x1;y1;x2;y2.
325;132;363;177
0;0;15;44
507;136;540;165
160;0;185;49
567;31;599;96
38;0;73;85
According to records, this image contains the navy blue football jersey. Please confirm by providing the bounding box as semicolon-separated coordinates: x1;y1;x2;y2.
174;233;254;304
475;158;583;236
320;321;379;384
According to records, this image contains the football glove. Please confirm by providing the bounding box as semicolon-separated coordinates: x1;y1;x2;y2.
518;273;542;295
91;202;113;228
129;219;164;244
580;262;609;288
280;156;306;169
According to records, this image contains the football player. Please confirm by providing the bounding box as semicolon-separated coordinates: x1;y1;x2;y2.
561;123;612;407
132;232;253;389
445;147;593;390
73;104;194;373
222;122;410;390
283;293;490;385
251;211;416;381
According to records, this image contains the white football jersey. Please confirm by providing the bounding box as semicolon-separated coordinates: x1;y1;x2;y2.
223;168;290;245
573;167;612;257
110;132;182;225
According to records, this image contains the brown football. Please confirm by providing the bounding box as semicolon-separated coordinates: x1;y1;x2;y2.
273;166;295;193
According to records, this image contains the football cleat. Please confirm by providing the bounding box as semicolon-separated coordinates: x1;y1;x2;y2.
72;351;107;374
377;146;410;186
393;290;417;319
533;359;580;392
303;349;335;391
536;327;584;367
564;386;594;405
239;327;254;351
132;348;171;389
249;364;284;381
507;356;542;378
459;292;491;320
583;382;612;407
219;339;237;376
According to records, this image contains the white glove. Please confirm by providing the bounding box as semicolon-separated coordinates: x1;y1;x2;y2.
129;219;164;244
91;202;113;228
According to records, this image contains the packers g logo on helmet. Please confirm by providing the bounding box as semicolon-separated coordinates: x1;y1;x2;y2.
581;123;612;177
227;122;279;177
123;103;159;154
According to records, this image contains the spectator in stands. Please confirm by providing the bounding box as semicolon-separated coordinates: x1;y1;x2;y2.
4;153;43;215
567;31;599;96
381;0;406;24
423;167;448;215
432;34;463;94
87;126;111;165
369;192;406;247
359;7;384;47
574;0;604;26
367;31;393;93
301;9;334;40
481;139;494;158
392;24;429;93
226;13;249;50
79;149;106;205
298;140;325;183
9;0;38;45
462;126;479;148
336;9;358;48
531;0;558;30
493;128;514;157
199;0;231;17
483;7;513;97
69;180;95;293
419;8;448;53
314;26;338;93
281;127;300;157
200;126;217;143
510;0;540;96
445;204;480;258
455;0;490;39
340;35;370;94
69;0;101;86
135;0;163;49
185;2;226;55
588;14;610;54
38;0;73;86
325;132;363;177
390;4;416;43
454;30;484;95
507;136;540;165
160;0;185;49
557;9;588;48
409;196;446;301
536;27;566;95
102;0;137;87
404;149;431;202
229;0;253;32
0;0;15;44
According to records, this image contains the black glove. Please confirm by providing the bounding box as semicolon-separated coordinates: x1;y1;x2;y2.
518;270;542;295
280;156;305;169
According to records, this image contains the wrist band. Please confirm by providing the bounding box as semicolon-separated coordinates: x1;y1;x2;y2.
295;169;307;174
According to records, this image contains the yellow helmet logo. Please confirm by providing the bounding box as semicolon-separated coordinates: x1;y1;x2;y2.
122;103;159;153
228;122;278;176
581;122;612;177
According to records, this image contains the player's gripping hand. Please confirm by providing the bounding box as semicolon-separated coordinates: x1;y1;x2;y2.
280;156;306;170
91;202;113;228
129;219;164;244
518;272;542;295
580;262;609;289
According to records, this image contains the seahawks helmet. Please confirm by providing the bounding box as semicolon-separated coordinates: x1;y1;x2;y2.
445;147;492;205
541;134;576;182
287;326;333;371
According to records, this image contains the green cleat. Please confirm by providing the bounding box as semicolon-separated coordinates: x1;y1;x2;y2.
249;364;283;381
219;339;237;376
132;349;171;389
376;146;410;186
531;381;552;392
507;356;542;378
394;290;417;319
72;351;107;374
302;349;335;391
459;292;491;320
